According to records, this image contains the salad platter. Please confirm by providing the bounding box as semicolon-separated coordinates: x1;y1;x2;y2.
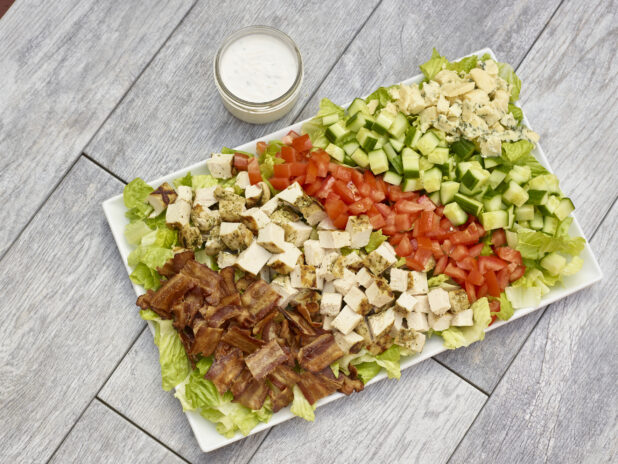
102;48;602;452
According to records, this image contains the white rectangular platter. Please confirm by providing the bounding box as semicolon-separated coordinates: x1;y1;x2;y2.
102;48;603;453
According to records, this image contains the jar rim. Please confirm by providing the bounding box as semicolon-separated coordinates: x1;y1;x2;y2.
213;25;303;109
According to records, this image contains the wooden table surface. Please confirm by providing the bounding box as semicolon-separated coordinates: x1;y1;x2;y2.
1;1;616;462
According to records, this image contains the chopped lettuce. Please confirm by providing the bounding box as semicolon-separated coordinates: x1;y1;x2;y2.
302;98;344;148
447;55;479;73
317;98;345;117
501;140;535;163
516;229;585;260
427;274;450;288
365;87;393;108
173;171;220;189
419;48;449;80
365;230;387;253
124;178;154;221
492;292;514;321
221;146;253;157
505;285;542;309
440;297;491;349
497;61;522;102
258;140;285;180
290;385;315;421
140;309;190;391
354;362;383;384
124;220;153;245
508;104;524;124
332;344;402;384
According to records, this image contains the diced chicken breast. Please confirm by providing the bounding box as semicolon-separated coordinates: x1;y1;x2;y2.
206;153;234;179
191;205;221;232
267;242;302;274
428;288;451;316
413;294;430;313
290;264;320;289
194;186;217;208
356;267;374;288
147;182;177;216
333;331;364;354
322;315;335;331
389;268;409;293
395;329;426;352
367;308;395;339
217;251;237;269
449;289;471;313
363;242;397;275
236;242;272;276
365;279;394;308
355;319;372;344
219;222;253;251
322;281;336;293
166;200;191;229
343;252;363;271
333;269;356;295
240;207;270;233
235;171;251;189
317;216;336;230
332;305;363;335
303;240;326;267
451;308;474;326
282;221;313;247
427;312;453;331
276;182;304;205
176;185;193;204
318;252;345;282
406;312;429;332
343;286;371;315
320;292;342;317
256;222;286;253
245;184;264;208
345;215;372;248
408;271;429;294
294;195;327;226
270;275;298;308
395;292;417;313
318;230;352;249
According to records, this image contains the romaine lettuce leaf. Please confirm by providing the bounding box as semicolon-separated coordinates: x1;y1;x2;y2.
290;385;315;421
174;171;220;190
221;146;253;157
505;285;542;309
497;61;522;102
124;220;153;245
501;140;535;163
258;140;285;180
427;274;450;288
124;178;154;221
508;104;523;124
129;263;162;290
317;98;344;117
365;230;387;253
447;55;479;73
440;297;491;349
516;229;585;260
354;362;382;384
419;48;449;80
365;87;393;108
492;292;514;321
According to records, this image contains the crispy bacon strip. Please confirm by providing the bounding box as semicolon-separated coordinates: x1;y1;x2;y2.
205;348;245;394
280;308;316;336
234;274;257;293
219;266;237;297
269;386;294;413
297;370;339;405
189;321;222;357
297;333;344;373
241;280;280;321
171;286;204;330
244;339;288;380
234;378;269;410
157;251;195;278
139;273;196;318
268;365;301;390
230;368;254;397
180;260;222;304
221;326;265;353
339;372;364;395
252;311;276;337
201;301;243;328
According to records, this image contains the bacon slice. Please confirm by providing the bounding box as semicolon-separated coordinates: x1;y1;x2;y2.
339;372;364;395
221;326;265;354
297;370;339;405
180;260;222;304
230;368;254;397
158;251;195;278
205;348;245;394
268;365;301;390
219;266;237;297
171;286;203;330
234;378;269;410
297;333;344;373
280;308;317;336
139;273;196;318
241;280;280;321
189;320;222;357
269;386;294;413
244;339;288;380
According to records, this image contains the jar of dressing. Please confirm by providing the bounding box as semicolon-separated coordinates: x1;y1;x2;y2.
214;26;303;124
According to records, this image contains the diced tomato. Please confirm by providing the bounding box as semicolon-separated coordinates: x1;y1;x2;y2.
363;169;377;187
467;267;485;286
336;166;354;182
324;198;347;220
497;268;510;290
304;179;323;196
369;214;386;229
269;177;291;190
247;158;262;184
491;229;507;247
357;183;371;198
305;161;318;184
478;255;508;274
468;243;484;258
484;270;501;297
417;211;433;235
376;177;388;195
287;130;300;139
293;175;306;185
389;233;405;246
434;255;448;275
348;197;372;215
273;164;292;178
316;176;335;199
457;256;477;271
395;213;412;231
332;213;350;229
495;247;523;265
445;263;467;282
281;146;299;163
406;256;425;271
477;283;489;298
395;199;425;214
233;153;249;170
440;217;454;231
416;237;432;251
382;225;398;236
292;134;312;152
441;239;454;256
431;240;444;259
370;189;386;203
465;280;477;303
451;245;469;261
509;265;526;282
395;236;413;257
417;195;437;211
256;141;267;156
332;180;355;204
375;203;392;217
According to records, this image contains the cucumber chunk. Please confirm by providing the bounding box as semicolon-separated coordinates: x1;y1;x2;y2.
515;204;535;221
383;143;403;175
325;121;350;143
383;171;402;186
428;147;450;165
416;131;441;156
503;181;529;207
325;143;345;162
351;148;369;168
421;167;442;193
481;210;508;230
402;148;420;178
347;98;370;116
389;112;410;138
450;139;475;159
402;177;423;192
540;252;567;275
443;202;468;226
368;149;389;174
554;197;575;221
440;181;460;205
404;126;422;148
356;128;379;152
454;193;484;217
372;110;396;135
342;141;359;156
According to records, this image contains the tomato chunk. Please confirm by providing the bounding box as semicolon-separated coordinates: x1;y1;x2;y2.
292;134;312;152
478;255;508;274
495;247;523;265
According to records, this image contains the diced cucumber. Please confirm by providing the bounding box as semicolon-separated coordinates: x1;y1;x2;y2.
428;147;449;165
507;205;515;229
322;113;339;126
515;204;535;221
440;181;460;205
325;143;345;162
368;149;389;175
402;148;420;178
404;126;422;148
325;121;349;143
488;168;508;189
494;181;509;194
343;141;359;156
429;191;441;206
527;174;560;193
372;110;396;135
503;181;529;207
345;112;367;132
483;194;504;212
389;112;410;138
450;139;475;159
356;128;378;152
481;210;508;230
540;252;567;275
343;154;357;167
419;157;434;172
351;148;370;168
537;195;560;216
505;230;518;248
402;177;423;192
526;189;549;205
530;208;544;230
554;197;575;221
421;167;442;193
454;193;484;217
443;202;468;226
389;137;405;152
483;157;502;169
456;161;473;179
461;167;490;190
417;131;441;156
542;216;559;235
383;171;402;186
507;165;532;184
347;98;370;116
458;182;476;196
383;143;403;175
363;114;376;129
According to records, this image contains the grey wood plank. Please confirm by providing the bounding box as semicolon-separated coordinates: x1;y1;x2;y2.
0;158;145;462
98;329;267;464
0;0;195;258
50;400;186;464
250;360;487;464
448;202;618;464
436;0;618;393
84;0;381;181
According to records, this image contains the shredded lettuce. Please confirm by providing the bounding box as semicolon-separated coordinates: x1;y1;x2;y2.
516;228;585;260
173;171;220;190
365;87;394;108
505;285;542;309
492;292;515;321
501;140;535;163
508;104;524;124
317;98;345;117
354;362;383;384
365;230;387;253
302;98;344;147
440;298;491;349
497;61;522;102
258;140;285;180
447;55;479;73
332;345;402;384
124;178;154;221
427;274;450;288
221;146;253;157
419;48;449;80
290;385;315;421
124;220;153;245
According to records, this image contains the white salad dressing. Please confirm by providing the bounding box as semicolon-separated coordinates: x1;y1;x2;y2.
219;33;298;103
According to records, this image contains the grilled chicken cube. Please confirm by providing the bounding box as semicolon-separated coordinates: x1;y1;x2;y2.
333;330;364;354
282;221;313;248
245;184;264;208
270;275;299;308
178;224;202;249
294;195;327;226
320;292;342;317
428;288;451;316
343;252;363;271
322;281;336;293
220;222;253;251
290;264;320;289
448;289;471;313
408;271;429;294
331;305;363;335
322;315;335;331
366;278;394;308
215;187;246;222
389;268;409;293
333;269;356;295
317;216;336;230
259;196;279;215
343;286;371;315
235;171;251;189
395;329;426;353
319;253;345;282
204;225;224;256
413;294;430;313
267;242;302;274
318;230;352;249
256;222;286;253
217;251;237;269
345;215;372;248
276;182;304;205
451;308;474;327
303;240;325;267
191;205;221;232
236;242;271;276
166;200;191;229
240;207;270;233
356;267;375;288
147;182;177;216
367;308;395;339
427;312;453;331
176;185;193;204
363;242;397;275
395;292;417;314
406;312;429;332
206;153;234;179
194;186;217;209
355;318;372;344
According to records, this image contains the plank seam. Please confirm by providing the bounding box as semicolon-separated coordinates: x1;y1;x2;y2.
82;153;129;184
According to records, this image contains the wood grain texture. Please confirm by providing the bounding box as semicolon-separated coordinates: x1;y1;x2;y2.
84;0;381;182
0;0;195;258
449;203;617;464
0;158;145;462
98;329;267;464
437;0;618;393
250;360;487;464
50;400;186;464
